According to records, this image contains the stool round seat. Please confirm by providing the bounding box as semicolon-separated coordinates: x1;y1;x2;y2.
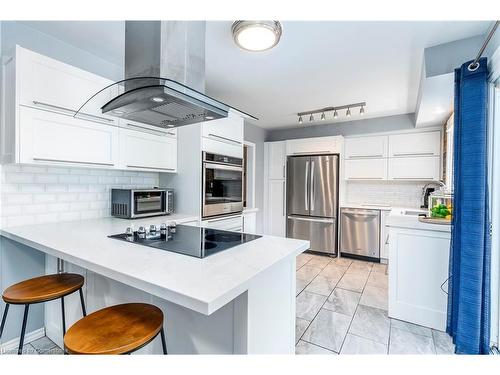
64;303;164;355
2;273;84;304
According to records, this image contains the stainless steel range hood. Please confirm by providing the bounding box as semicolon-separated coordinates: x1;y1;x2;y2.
101;21;230;128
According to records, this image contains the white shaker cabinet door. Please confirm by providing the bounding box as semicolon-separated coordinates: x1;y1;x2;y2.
267;141;286;179
344;158;388;180
267;180;286;237
119;127;177;172
202;115;244;145
388;131;441;157
388;156;440;181
344;136;388;159
19;106;118;167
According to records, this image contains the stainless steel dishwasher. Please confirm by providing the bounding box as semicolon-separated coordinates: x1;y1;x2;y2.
340;208;380;260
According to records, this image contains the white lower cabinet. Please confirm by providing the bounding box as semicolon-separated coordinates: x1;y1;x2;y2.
344;158;388;180
388;226;450;330
388;156;440;181
243;211;257;234
202;215;243;232
119;127;177;172
266;180;286;237
19;106;119;167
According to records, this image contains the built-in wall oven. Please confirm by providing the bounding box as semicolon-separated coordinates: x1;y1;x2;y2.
202;152;244;218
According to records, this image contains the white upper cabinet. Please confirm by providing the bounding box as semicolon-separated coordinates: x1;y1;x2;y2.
202;115;244;145
388;131;441;157
286;136;343;155
19;106;118;167
267;141;286;180
388;156;440;181
16;46;116;122
118;124;177;173
344;159;388;180
345;136;388;159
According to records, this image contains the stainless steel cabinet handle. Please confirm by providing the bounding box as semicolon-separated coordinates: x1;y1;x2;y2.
310;160;315;211
304;161;309;210
282;164;285;178
392;152;434;156
385;234;390;245
125;122;175;136
348;154;384;158
33;157;113;166
208;133;242;145
126;165;175;171
293;151;330;155
282;180;285;216
348;177;384;180
32;101;115;124
392;177;434;180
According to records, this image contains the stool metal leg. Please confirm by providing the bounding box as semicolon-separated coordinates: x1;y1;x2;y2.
0;303;10;340
160;328;168;355
78;288;86;317
61;297;66;335
18;305;29;355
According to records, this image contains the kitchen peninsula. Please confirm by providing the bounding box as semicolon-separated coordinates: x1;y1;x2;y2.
0;215;309;354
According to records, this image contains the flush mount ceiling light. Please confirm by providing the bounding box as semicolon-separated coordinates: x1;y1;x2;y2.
232;21;283;52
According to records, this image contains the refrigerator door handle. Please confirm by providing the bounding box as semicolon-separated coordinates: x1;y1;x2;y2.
310;160;315;212
287;216;335;223
304;161;309;211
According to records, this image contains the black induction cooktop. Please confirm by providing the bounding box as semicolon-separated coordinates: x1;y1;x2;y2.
108;225;262;258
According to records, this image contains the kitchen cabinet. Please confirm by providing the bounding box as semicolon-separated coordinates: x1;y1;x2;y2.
243;211;257;234
266;141;286;179
266;180;286;237
202;115;244;145
19;106;119;167
388;225;450;330
118;122;177;173
388;131;441;157
202;215;243;232
344;158;388;180
388;156;440;181
286;136;343;155
345;136;388;159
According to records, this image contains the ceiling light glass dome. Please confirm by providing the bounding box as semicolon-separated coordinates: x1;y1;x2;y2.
232;21;283;52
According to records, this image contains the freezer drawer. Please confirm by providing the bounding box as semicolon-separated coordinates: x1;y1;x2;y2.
287;216;337;255
340;208;380;258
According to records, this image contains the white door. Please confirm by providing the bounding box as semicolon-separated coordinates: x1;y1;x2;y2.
344;158;388;180
388;131;441;157
388;156;440;181
267;141;286;179
119;127;177;172
345;136;388;158
19;106;118;167
268;180;286;237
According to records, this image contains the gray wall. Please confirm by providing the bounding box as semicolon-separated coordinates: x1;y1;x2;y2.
0;21;123;81
266;113;415;142
244;121;268;233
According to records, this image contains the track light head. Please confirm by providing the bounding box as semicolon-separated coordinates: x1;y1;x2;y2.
333;110;338;119
298;115;303;124
309;114;314;122
360;106;365;115
321;112;326;121
346;108;351;117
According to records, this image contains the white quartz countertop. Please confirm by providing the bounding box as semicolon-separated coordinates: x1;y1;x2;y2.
387;209;451;233
0;215;309;315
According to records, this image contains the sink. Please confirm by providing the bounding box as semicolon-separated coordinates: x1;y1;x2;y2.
403;209;427;216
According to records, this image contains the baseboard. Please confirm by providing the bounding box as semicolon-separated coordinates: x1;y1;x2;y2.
0;327;45;352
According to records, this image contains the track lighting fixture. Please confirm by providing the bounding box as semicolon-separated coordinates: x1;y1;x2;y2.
296;102;365;124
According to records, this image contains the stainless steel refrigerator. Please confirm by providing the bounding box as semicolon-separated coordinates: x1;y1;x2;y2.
286;154;339;255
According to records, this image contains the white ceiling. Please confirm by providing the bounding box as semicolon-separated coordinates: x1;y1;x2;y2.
21;21;490;130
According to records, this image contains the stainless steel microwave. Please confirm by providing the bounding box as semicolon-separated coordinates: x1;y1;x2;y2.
111;188;174;219
202;152;244;218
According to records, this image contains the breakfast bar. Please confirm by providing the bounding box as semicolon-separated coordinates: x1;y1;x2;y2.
0;215;309;354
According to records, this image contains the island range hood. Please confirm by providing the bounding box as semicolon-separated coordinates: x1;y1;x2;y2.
101;21;230;128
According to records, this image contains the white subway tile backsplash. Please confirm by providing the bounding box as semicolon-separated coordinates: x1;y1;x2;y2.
346;181;424;208
0;164;160;227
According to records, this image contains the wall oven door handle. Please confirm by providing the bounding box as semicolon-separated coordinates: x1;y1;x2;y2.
204;162;243;172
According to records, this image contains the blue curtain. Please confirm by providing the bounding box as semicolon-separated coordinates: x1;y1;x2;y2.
447;57;491;354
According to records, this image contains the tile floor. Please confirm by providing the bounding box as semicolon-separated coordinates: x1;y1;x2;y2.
295;252;456;355
1;336;63;355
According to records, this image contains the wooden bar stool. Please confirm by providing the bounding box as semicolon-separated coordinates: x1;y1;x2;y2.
64;303;167;355
0;273;86;355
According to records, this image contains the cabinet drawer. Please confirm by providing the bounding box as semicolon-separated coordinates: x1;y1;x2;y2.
344;158;388;180
201;136;243;158
119;127;177;172
388;131;441;157
202;215;243;232
19;106;118;167
345;136;388;159
388;156;440;181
